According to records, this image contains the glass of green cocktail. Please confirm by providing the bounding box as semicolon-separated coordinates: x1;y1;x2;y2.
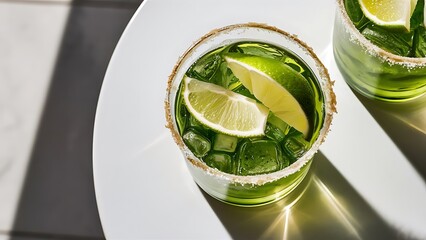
334;0;426;102
165;23;336;206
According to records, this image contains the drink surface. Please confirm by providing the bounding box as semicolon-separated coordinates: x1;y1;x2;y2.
345;0;426;57
175;42;324;176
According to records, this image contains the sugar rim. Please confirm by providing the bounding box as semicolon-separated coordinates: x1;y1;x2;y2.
165;23;336;186
336;0;426;67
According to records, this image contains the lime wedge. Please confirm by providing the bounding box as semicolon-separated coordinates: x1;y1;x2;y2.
183;76;269;137
359;0;416;31
224;53;313;137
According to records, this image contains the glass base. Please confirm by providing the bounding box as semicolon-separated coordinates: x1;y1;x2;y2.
191;160;312;207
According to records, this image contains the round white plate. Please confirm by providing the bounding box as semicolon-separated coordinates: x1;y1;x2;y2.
93;0;426;239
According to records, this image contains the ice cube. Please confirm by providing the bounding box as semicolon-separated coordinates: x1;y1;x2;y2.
189;54;222;80
265;114;290;142
183;128;211;158
204;152;232;173
236;139;284;176
213;133;238;152
265;124;286;142
282;132;310;162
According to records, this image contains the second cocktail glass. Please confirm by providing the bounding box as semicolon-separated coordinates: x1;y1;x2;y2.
333;0;426;102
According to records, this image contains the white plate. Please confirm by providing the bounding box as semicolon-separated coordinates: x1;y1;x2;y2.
93;0;426;239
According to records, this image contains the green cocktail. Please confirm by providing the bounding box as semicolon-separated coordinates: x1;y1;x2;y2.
166;23;335;206
334;0;426;102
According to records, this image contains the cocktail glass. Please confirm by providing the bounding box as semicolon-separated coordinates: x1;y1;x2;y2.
333;0;426;102
165;23;335;206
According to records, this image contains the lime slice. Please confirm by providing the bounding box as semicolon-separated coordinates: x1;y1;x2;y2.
358;0;416;31
224;53;313;137
183;76;269;137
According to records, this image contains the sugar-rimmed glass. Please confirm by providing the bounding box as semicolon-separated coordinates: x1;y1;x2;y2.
165;23;335;206
333;0;426;102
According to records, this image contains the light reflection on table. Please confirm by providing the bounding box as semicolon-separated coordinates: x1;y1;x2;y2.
202;152;401;240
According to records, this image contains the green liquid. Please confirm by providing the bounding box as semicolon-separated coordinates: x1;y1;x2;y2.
175;42;324;176
345;0;426;57
333;0;426;101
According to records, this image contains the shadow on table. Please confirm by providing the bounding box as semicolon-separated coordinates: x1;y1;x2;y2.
10;1;142;239
202;152;402;239
354;92;426;182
